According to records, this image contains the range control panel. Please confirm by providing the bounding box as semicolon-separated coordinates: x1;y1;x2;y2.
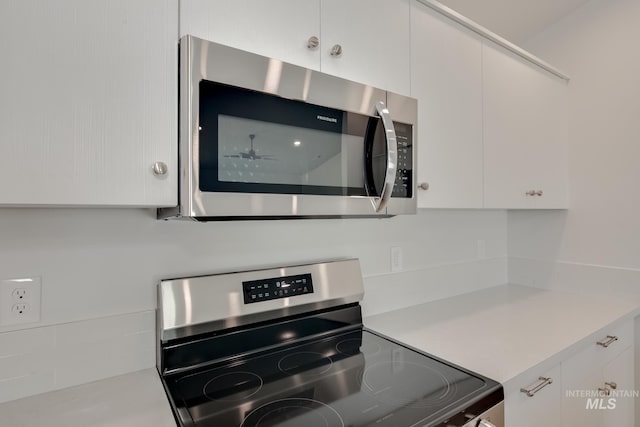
392;121;413;198
242;273;314;304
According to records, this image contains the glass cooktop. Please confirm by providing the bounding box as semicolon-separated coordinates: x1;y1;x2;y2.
164;329;499;427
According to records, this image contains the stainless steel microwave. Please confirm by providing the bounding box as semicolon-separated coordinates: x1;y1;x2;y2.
159;35;417;221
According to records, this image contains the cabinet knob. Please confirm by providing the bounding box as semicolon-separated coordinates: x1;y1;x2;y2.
330;44;343;57
152;161;168;176
417;182;429;191
307;36;319;50
605;381;617;390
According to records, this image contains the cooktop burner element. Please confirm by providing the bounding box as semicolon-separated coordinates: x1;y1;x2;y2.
240;398;345;427
362;361;453;408
157;259;504;427
203;371;263;402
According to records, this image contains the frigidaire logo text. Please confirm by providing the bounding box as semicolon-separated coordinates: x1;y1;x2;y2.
316;115;338;123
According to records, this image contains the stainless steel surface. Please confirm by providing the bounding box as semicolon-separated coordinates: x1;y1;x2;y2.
462;401;504;427
159;35;417;220
385;91;418;216
330;44;343;57
415;0;570;81
152;161;168;176
597;335;618;348
373;101;398;213
520;376;553;397
418;182;429;190
157;259;364;343
307;35;320;49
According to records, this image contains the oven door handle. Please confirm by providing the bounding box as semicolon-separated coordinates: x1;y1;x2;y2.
372;101;398;213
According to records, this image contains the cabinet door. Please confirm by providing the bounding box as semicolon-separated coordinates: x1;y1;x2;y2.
505;363;562;427
602;347;634;426
180;0;321;70
320;0;411;96
562;321;634;426
410;1;483;208
0;0;178;206
562;344;605;426
482;41;569;209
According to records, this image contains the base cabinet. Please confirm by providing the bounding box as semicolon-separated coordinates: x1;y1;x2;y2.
506;320;634;427
505;364;562;427
602;348;634;426
562;321;634;426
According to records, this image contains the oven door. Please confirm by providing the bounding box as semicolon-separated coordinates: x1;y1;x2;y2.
164;35;416;220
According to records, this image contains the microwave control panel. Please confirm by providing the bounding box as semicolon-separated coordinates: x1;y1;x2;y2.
393;122;413;198
242;273;314;304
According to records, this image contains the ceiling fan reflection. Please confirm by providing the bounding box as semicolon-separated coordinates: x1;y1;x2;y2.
224;134;277;161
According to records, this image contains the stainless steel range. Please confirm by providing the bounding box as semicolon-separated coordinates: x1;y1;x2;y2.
156;259;504;427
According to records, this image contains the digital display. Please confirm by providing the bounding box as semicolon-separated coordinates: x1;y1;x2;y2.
242;273;314;304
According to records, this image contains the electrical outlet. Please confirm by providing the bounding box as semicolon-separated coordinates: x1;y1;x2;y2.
0;277;41;326
12;288;29;301
12;303;30;315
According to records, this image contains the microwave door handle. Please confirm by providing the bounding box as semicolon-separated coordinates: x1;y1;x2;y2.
373;101;398;213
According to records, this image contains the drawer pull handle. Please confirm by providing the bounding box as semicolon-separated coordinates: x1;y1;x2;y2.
520;376;553;397
599;387;611;396
597;335;618;348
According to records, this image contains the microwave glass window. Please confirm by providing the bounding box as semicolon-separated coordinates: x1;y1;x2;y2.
197;80;399;197
217;115;365;189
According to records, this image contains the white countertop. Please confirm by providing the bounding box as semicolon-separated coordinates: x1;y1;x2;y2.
0;368;175;427
365;284;640;386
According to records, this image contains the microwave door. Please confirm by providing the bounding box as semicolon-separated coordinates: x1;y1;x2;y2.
365;102;398;213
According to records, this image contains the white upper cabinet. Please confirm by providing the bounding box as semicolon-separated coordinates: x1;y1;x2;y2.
320;0;411;95
0;0;178;206
179;0;322;71
180;0;411;95
411;1;483;208
482;41;569;209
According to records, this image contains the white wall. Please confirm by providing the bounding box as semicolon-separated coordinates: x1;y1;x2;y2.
0;207;506;402
508;0;640;297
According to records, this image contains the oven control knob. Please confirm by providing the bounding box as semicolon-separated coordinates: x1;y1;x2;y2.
478;420;497;427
